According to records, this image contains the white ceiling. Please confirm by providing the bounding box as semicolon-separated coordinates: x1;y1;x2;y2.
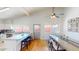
0;7;48;20
0;7;64;20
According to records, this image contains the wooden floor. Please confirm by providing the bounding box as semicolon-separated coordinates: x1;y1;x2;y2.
21;39;49;51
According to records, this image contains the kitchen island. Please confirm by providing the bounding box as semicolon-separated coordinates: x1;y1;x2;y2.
0;33;31;51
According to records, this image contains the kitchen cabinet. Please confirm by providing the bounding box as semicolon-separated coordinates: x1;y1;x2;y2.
49;34;79;51
0;39;22;51
0;33;31;51
3;40;21;51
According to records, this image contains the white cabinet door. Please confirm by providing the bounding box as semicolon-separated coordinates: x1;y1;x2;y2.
1;39;21;51
4;40;17;51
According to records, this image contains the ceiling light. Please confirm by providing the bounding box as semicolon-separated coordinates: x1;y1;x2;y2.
51;7;57;20
0;7;10;12
51;13;56;19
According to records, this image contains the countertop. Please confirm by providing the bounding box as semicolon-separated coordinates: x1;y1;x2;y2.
0;33;31;41
58;39;79;51
49;34;79;51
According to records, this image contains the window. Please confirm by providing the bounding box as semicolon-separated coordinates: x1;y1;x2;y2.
44;25;51;32
52;24;59;33
10;25;30;32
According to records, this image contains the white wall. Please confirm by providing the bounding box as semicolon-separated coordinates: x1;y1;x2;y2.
63;7;79;43
1;7;64;39
2;8;52;39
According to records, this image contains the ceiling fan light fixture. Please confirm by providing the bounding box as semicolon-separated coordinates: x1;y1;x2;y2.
51;7;57;20
51;15;56;19
51;13;56;19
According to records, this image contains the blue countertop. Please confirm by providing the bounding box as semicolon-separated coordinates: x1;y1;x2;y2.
1;33;31;40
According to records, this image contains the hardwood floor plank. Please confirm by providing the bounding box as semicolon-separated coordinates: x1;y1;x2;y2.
21;39;49;51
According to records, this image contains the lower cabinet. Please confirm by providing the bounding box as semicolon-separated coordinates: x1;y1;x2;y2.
3;40;21;51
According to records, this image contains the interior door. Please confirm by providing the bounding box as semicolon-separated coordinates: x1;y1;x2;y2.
33;24;40;39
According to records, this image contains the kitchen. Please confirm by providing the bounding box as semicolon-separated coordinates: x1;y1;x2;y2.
0;7;79;51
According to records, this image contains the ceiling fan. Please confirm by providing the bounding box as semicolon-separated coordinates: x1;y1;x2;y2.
51;7;64;19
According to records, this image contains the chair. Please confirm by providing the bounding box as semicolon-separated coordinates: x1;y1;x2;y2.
21;36;32;50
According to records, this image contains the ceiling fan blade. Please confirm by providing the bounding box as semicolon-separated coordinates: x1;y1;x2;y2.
56;16;60;18
57;13;64;15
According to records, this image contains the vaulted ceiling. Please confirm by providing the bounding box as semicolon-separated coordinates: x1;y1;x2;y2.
0;7;65;20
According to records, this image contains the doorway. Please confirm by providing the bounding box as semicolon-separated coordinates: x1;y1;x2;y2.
33;24;40;39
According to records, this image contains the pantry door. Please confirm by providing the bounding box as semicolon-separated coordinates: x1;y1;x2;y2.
33;24;40;39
